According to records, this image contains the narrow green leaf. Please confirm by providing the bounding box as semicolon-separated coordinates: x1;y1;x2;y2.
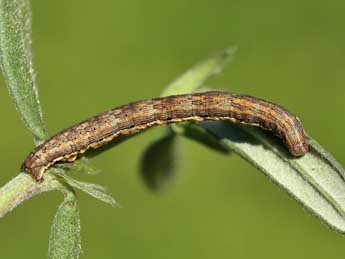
0;0;47;143
161;47;236;97
48;192;81;259
140;128;179;191
56;173;117;207
196;121;345;232
156;47;345;232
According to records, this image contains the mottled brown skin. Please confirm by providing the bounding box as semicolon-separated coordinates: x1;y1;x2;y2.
21;91;308;181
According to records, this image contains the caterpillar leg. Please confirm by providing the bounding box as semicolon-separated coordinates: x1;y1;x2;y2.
30;167;45;182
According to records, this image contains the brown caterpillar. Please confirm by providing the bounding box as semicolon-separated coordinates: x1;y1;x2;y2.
21;91;308;181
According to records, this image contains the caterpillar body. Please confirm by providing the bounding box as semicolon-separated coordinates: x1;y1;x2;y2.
21;91;308;181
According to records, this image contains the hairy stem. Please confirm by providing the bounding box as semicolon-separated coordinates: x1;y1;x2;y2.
0;173;62;218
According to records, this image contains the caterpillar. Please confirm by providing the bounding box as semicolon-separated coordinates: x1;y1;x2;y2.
21;91;309;181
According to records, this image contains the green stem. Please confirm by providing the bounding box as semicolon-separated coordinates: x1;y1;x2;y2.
0;173;63;218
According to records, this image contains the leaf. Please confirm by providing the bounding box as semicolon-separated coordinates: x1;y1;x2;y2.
155;47;345;232
161;47;236;97
195;121;345;232
0;0;47;144
56;173;118;207
48;192;81;259
139;128;179;191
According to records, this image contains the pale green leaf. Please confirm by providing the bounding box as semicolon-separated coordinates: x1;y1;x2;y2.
192;121;345;232
156;47;345;232
56;173;117;207
0;0;47;143
48;192;81;259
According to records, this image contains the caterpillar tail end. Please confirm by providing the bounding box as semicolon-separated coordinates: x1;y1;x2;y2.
290;141;309;157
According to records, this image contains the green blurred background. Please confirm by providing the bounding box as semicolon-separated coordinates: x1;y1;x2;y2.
1;0;345;258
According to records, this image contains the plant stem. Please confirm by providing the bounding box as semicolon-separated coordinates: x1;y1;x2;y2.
0;173;61;218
